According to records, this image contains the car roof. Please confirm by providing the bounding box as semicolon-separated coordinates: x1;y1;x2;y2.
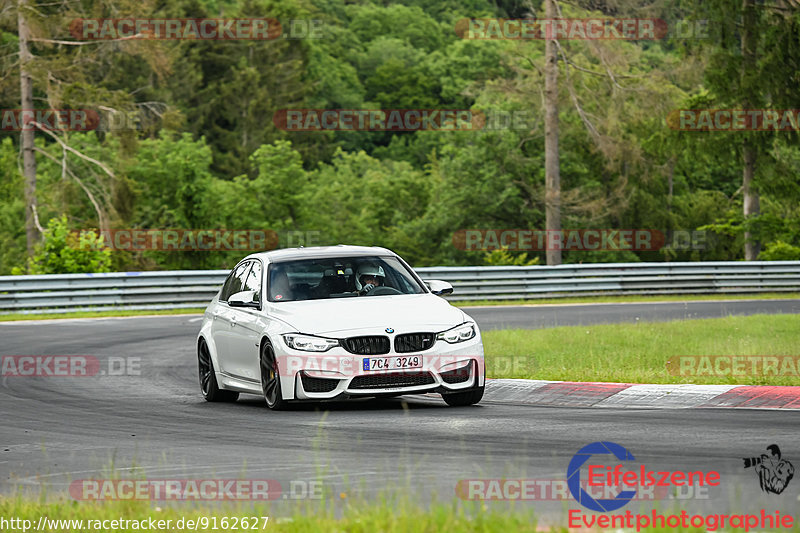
243;245;396;264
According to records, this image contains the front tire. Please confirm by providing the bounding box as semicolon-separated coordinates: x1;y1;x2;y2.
198;339;239;403
442;385;484;407
260;341;287;410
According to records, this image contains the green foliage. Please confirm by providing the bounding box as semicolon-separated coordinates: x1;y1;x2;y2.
2;0;800;273
126;131;215;229
302;147;430;249
483;248;539;266
0;138;26;274
205;140;308;231
760;242;800;261
14;216;111;275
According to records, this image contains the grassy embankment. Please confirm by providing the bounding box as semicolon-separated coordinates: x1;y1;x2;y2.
483;314;800;385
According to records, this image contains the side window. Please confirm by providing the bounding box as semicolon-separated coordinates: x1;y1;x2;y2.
220;261;251;302
243;261;262;302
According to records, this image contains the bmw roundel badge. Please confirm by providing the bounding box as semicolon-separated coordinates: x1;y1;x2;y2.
385;328;394;334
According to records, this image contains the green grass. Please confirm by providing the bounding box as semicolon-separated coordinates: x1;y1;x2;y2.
454;292;800;307
483;313;800;385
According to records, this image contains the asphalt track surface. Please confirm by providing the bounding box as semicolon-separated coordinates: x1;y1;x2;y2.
2;300;799;523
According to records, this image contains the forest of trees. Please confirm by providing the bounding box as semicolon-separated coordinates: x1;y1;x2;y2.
1;0;799;274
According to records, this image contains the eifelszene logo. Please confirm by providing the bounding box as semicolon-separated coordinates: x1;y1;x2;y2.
567;441;721;512
567;441;637;512
743;444;794;495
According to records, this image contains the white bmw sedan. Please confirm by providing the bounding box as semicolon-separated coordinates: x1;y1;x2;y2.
197;246;485;409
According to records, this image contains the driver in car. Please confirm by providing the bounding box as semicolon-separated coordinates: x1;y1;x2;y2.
355;264;386;295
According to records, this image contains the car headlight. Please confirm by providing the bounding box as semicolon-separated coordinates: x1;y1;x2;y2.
283;334;340;352
436;322;476;344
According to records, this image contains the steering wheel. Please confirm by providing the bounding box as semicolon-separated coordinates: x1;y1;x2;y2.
363;286;402;296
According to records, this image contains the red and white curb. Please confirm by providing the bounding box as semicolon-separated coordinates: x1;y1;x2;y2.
483;379;800;409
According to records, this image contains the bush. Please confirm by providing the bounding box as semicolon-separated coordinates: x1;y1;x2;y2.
12;216;112;275
759;241;800;261
483;248;539;266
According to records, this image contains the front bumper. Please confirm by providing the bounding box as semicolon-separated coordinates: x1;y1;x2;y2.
279;337;485;400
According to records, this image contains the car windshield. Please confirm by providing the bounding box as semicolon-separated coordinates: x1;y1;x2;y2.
267;255;426;302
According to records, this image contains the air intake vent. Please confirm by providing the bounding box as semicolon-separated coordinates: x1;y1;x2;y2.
301;373;339;393
350;371;435;390
441;361;473;384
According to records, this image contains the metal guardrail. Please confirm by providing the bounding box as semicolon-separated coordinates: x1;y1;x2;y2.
1;261;799;314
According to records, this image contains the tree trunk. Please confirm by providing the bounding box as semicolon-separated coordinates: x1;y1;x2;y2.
742;142;760;259
544;0;561;266
18;0;39;255
667;158;674;210
741;0;760;260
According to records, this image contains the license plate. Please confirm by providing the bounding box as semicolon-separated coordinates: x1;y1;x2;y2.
363;356;422;371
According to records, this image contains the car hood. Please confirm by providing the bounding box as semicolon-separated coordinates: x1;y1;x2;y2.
266;294;467;336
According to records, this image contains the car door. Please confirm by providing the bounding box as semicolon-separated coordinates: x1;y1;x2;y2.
227;260;264;381
210;261;252;376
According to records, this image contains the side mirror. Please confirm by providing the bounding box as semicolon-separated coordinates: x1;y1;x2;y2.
426;279;454;296
228;290;260;309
